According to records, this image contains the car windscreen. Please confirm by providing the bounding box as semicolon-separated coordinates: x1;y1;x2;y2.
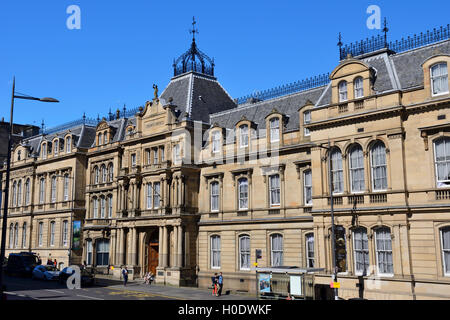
21;256;38;266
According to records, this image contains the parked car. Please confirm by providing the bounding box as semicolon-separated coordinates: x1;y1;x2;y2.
6;252;39;277
32;265;60;281
59;266;95;287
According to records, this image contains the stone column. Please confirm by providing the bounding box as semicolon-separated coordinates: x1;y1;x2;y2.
111;229;116;266
158;226;163;267
184;229;190;267
131;228;137;266
163;226;168;267
177;225;183;268
173;225;178;268
118;228;124;266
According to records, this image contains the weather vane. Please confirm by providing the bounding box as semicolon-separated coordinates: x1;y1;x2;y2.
190;16;199;41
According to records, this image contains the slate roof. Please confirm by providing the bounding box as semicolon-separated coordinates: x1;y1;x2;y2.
160;72;237;123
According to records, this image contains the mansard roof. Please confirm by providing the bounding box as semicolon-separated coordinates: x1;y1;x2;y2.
160;71;237;124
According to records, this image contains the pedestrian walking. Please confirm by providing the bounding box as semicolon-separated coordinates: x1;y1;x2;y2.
217;272;223;297
122;266;128;286
211;273;218;296
53;259;57;268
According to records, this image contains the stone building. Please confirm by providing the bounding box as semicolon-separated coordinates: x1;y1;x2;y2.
1;23;450;299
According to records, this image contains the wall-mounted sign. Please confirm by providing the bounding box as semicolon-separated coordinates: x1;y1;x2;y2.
72;221;81;250
259;273;272;293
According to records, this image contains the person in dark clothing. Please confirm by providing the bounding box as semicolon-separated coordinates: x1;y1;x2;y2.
217;272;223;297
211;273;218;296
122;267;128;286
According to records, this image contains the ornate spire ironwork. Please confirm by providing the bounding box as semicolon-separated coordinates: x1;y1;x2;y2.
173;17;215;77
382;18;389;48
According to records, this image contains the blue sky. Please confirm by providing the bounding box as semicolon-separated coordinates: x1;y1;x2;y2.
0;0;449;129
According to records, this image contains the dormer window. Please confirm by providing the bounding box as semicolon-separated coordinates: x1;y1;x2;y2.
54;140;59;156
173;144;181;164
98;133;103;146
354;77;364;99
303;111;311;137
17;150;21;161
103;131;108;145
431;62;449;96
269;118;280;143
66;136;71;153
212;131;221;153
338;81;348;102
42;143;47;160
239;125;249;148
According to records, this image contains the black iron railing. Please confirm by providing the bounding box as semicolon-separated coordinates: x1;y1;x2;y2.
41;106;140;135
235;73;330;105
340;24;450;60
174;61;214;77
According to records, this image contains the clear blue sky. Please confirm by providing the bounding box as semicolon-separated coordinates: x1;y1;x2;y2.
0;0;449;129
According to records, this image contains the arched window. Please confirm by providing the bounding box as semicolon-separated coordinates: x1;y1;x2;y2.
17;180;22;206
22;223;27;248
211;235;221;269
303;170;312;206
12;181;17;207
17;150;21;161
238;178;248;210
50;221;55;246
306;233;315;268
42;143;47;159
338;81;348;102
98;133;103;146
101;165;107;183
370;141;388;191
9;224;14;249
210;181;219;212
96;239;110;266
269;174;280;206
108;163;114;182
51;176;57;203
239;124;249;148
108;195;113;218
434;137;450;187
349;145;365;193
431;62;449;96
94;166;99;184
14;223;19;248
375;227;393;276
269;117;280;143
100;197;106;218
270;233;283;267
93;198;98;218
353;227;369;275
63;174;69;201
354;77;364;98
330;149;344;194
239;235;250;270
54;140;59;156
440;227;450;276
103;132;108;145
39;178;45;204
146;183;153;209
25;178;30;205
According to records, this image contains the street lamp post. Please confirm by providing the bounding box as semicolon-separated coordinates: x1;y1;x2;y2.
312;139;339;300
0;77;59;297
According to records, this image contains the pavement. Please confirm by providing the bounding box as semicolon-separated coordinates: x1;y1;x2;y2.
2;275;255;301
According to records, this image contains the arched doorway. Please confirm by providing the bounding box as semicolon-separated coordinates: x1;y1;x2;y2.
146;230;159;275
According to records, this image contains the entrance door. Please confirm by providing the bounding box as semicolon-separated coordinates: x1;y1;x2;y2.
148;243;159;274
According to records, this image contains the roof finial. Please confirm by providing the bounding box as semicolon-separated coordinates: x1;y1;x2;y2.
82;112;86;124
41;119;45;133
383;18;389;48
337;32;343;59
190;16;199;42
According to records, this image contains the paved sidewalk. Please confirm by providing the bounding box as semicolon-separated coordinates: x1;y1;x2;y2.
95;276;256;300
